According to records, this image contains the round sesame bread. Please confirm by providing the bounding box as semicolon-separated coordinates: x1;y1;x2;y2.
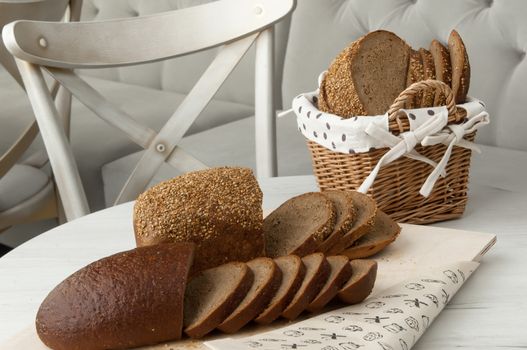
307;255;352;313
318;191;355;253
321;30;410;117
36;243;195;350
133;167;264;273
255;255;306;325
448;30;471;104
327;192;377;255
430;39;452;106
419;48;436;107
264;192;336;258
183;262;254;338
217;258;282;333
340;210;401;260
405;49;425;109
338;259;378;304
281;253;331;320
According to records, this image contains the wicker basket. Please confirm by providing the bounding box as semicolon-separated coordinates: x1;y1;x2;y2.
307;80;476;224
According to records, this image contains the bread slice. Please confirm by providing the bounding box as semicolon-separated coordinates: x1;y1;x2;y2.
322;30;410;117
183;262;253;338
217;258;282;333
338;259;378;304
340;210;401;260
36;243;195;350
448;30;471;103
419;48;436;107
307;255;352;312
327;192;377;255
405;49;425;108
430;39;452;105
264;192;336;258
254;255;306;325
282;253;331;320
318;191;355;253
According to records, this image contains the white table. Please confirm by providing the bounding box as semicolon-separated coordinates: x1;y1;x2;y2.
1;145;526;349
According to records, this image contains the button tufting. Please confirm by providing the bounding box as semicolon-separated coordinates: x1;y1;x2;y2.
487;0;493;7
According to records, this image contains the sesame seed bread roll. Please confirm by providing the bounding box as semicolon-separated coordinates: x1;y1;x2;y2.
133;167;264;273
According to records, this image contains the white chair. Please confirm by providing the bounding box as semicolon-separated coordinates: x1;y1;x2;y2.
2;0;295;221
0;0;76;233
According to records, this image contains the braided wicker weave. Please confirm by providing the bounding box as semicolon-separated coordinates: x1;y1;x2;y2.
307;80;474;224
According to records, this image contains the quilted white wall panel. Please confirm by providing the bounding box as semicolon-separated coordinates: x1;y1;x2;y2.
283;0;527;150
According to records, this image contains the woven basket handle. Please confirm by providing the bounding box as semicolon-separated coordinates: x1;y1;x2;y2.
387;80;457;131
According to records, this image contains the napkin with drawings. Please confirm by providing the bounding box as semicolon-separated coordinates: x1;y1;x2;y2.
205;261;479;350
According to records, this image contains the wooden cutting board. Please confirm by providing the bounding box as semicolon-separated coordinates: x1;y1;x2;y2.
2;224;496;350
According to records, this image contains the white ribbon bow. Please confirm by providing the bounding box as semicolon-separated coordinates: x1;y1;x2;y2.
358;109;490;197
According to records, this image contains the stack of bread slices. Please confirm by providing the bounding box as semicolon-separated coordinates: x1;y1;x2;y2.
319;29;470;117
36;168;398;350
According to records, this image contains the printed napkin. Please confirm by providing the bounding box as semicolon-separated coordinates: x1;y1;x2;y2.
205;261;479;350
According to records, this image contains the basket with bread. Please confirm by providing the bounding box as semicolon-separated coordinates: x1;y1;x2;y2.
34;167;399;350
294;30;489;224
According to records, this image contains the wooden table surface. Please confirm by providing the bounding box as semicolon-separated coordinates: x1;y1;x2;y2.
0;145;526;349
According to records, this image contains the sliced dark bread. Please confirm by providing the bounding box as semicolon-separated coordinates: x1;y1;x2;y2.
322;30;410;117
255;255;306;325
318;191;355;253
281;253;331;320
448;30;471;103
264;193;336;258
183;262;253;338
419;48;436;107
327;192;377;255
307;255;352;312
405;49;425;109
340;210;400;260
217;258;282;333
430;39;452;106
338;259;378;304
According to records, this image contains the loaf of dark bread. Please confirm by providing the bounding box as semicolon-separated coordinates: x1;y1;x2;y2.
430;39;452;106
419;48;436;107
405;49;425;108
449;30;471;103
134;167;264;273
320;30;410;117
36;243;195;350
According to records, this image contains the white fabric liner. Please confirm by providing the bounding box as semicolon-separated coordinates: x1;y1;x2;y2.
292;78;490;197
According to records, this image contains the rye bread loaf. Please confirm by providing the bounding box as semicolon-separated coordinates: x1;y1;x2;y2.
255;255;306;325
448;30;471;103
419;48;436;107
430;39;452;106
405;49;425;108
341;210;401;260
318;191;355;253
307;255;352;312
321;30;411;117
338;259;378;304
217;258;282;333
264;192;336;258
281;253;331;320
133;167;264;273
327;192;377;255
36;243;195;350
183;262;253;338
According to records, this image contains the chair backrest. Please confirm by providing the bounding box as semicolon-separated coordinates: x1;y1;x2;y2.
0;0;70;180
3;0;296;220
282;0;527;151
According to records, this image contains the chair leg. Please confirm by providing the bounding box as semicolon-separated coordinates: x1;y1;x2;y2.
255;26;278;178
15;59;89;221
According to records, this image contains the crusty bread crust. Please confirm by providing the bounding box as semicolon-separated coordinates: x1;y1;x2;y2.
406;49;425;108
338;259;378;304
36;244;195;350
419;48;436;107
430;39;452;106
449;30;471;103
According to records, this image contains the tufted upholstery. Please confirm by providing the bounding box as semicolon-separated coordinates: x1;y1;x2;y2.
282;0;527;151
80;0;292;108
